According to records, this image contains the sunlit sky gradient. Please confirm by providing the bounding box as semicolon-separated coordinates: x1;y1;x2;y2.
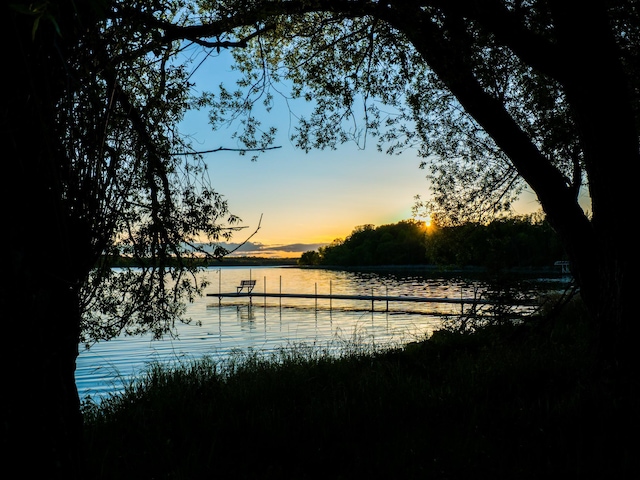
179;49;546;257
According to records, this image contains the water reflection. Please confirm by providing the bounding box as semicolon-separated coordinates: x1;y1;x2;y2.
237;304;256;323
76;266;566;400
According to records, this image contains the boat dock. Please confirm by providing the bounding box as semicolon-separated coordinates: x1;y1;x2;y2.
206;291;538;312
206;273;539;313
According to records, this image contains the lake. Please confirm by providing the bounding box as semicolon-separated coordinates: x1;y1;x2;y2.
76;265;566;400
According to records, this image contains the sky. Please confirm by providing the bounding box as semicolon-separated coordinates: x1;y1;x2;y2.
178;48;545;258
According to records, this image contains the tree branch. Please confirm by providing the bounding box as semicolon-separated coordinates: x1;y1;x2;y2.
211;213;263;259
171;145;282;156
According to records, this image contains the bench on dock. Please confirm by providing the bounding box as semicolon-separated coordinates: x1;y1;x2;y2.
237;279;256;294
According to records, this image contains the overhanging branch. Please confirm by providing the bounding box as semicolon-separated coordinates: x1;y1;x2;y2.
171;145;282;156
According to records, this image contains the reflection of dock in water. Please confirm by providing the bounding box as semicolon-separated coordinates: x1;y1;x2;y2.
210;291;508;303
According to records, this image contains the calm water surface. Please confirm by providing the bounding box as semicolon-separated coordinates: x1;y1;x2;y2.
76;266;563;400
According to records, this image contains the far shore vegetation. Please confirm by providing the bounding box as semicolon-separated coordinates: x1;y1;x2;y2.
102;254;299;268
299;214;565;270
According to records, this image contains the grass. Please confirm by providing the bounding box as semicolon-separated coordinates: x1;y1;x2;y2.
81;297;638;479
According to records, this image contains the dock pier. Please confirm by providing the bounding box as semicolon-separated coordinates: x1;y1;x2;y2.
206;291;538;313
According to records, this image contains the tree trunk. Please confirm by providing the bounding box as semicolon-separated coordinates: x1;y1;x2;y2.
1;6;87;477
552;2;637;366
1;271;84;479
391;2;637;367
568;227;634;367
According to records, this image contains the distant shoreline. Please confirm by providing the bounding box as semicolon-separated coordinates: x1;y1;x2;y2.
211;256;299;267
106;255;568;277
224;260;568;277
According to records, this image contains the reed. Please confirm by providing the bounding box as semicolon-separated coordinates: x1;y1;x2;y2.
81;296;635;479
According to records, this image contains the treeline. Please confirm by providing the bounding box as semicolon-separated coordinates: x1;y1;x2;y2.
101;255;298;268
298;216;565;269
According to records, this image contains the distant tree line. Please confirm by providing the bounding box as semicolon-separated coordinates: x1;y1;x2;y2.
298;216;565;269
103;255;298;268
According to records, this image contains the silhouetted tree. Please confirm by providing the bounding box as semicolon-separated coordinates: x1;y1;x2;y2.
315;220;427;265
424;216;565;269
2;2;243;476
2;1;638;476
184;0;636;365
298;250;321;265
313;217;562;268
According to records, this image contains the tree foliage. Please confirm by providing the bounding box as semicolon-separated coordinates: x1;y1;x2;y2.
82;4;251;342
6;1;251;344
299;215;564;269
197;1;615;224
177;0;637;362
425;215;565;269
311;220;428;266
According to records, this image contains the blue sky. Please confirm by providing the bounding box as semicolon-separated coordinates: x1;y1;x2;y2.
178;47;545;257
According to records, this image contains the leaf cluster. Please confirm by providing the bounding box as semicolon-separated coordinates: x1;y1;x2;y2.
17;0;245;342
195;1;621;224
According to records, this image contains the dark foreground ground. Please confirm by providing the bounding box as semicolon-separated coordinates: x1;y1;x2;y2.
81;297;638;479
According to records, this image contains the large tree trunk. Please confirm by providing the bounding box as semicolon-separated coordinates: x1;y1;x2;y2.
390;2;637;366
1;6;89;478
551;2;637;366
566;217;634;367
2;269;84;478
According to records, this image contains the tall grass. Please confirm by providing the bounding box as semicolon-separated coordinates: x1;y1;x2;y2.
81;296;637;479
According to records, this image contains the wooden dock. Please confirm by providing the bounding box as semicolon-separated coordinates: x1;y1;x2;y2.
206;291;538;307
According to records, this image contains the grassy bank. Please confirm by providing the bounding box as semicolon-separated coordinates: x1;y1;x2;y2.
81;298;637;479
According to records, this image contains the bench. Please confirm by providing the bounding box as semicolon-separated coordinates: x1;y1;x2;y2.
237;279;256;294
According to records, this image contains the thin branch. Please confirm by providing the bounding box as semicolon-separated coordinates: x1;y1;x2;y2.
190;24;276;49
171;145;282;156
212;213;263;259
